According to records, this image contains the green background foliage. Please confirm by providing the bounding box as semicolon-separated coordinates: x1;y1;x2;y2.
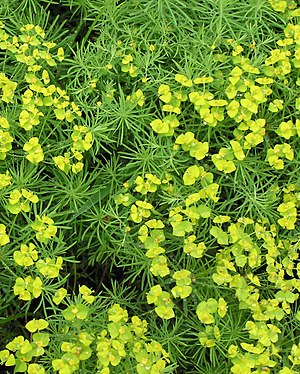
0;0;299;373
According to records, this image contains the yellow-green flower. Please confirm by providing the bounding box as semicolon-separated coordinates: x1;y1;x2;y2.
31;215;57;243
13;276;43;300
53;153;71;173
13;243;38;267
53;288;67;305
36;256;63;278
25;319;49;333
6;188;39;214
0;223;10;246
175;73;193;87
23;137;44;164
0;130;13;160
0;171;12;189
79;285;95;304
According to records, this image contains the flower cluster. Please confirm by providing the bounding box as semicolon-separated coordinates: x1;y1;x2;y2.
52;333;94;374
5;188;39;214
53;125;93;174
0;319;49;373
171;269;192;299
174;132;209;160
96;304;170;372
31;215;57;243
146;286;174;320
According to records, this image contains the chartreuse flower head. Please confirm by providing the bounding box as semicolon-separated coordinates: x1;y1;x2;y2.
268;0;289;12
171;269;192;298
194;76;214;84
188;89;225;127
26;319;48;333
169;211;193;237
13;276;43;300
0;224;10;246
0;128;13;160
199;325;221;348
175;73;193;87
95;304;170;372
268;98;284;112
121;54;138;77
277;201;297;229
52;352;80;373
182;204;211;224
245;320;281;347
147;285;174;319
267;143;294;170
212;147;236;173
52;288;67;305
53;95;78;122
230;140;245;161
276;120;297;139
196;298;227;324
128;89;145;107
150;114;180;136
183;235;206;258
53;332;94;372
145;219;165;229
163;98;182;114
237;118;266;149
27;364;46;373
6;188;38;214
135;174;161;194
53;153;71;174
183;165;202;185
19;107;44;131
150;255;170;277
158;84;171;103
71;125;93;152
131;315;147;337
288;343;300;366
0;170;12;189
36;256;63;278
135;341;169;374
175;132;209;160
79;285;95;304
13;243;38;267
23;137;44;165
57;47;64;62
210;225;229;245
0;72;17;103
59;285;95;321
130;200;153;223
143;227;166;258
71;161;84;174
62;303;89;321
108;303;128;323
0;328;48;373
115;192;134;207
31;215;57;243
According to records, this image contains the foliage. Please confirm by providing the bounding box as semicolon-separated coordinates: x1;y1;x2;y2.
0;0;299;373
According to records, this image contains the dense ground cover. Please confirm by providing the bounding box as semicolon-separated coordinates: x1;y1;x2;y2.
0;0;299;372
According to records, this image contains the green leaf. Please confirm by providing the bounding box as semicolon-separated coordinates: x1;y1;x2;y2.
70;184;111;221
